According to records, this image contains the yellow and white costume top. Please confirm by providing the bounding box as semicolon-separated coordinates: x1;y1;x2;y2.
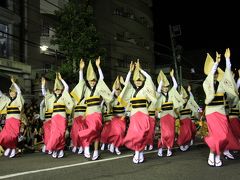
178;86;200;120
70;70;87;118
118;65;156;116
74;60;113;116
43;76;74;118
156;71;184;118
203;53;238;116
3;83;24;120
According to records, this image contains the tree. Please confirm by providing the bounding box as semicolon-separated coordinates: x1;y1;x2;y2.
51;0;105;83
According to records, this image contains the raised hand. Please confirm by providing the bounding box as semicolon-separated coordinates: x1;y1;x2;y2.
79;59;85;70
224;48;230;59
170;69;174;77
11;76;15;83
96;56;101;68
41;77;46;86
187;85;191;92
216;52;221;63
135;59;140;69
130;61;134;72
58;72;62;80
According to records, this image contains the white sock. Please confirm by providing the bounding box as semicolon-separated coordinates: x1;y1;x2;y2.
84;146;90;158
100;143;105;151
139;151;144;163
92;150;99;160
158;148;163;157
208;152;214;162
109;144;114;153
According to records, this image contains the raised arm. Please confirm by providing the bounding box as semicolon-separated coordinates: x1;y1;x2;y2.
224;48;231;70
11;77;21;94
79;59;84;81
58;73;69;92
211;52;221;74
170;69;177;89
157;80;163;93
96;56;104;80
125;61;134;84
41;77;47;96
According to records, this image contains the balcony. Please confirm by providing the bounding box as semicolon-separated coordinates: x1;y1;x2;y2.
116;0;152;22
0;6;20;24
112;15;153;40
0;57;31;74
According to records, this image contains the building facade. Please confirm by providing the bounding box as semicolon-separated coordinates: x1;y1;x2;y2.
1;0;154;97
93;0;154;84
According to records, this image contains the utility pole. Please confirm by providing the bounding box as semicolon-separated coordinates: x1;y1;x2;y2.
169;24;181;85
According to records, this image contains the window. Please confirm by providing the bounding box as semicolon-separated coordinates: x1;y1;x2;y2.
41;20;50;37
0;23;8;58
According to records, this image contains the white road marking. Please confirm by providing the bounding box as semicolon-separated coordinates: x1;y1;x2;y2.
0;143;203;179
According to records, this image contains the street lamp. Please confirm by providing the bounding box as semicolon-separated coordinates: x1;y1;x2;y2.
40;45;48;52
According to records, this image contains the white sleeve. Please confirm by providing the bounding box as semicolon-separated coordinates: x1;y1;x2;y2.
79;70;83;81
13;83;21;94
140;69;151;79
189;91;193;97
41;84;46;96
111;90;115;97
171;76;177;89
157;80;163;93
0;90;2;97
211;62;218;74
39;100;45;121
225;58;231;70
237;78;240;90
125;71;132;84
61;79;69;92
98;67;104;80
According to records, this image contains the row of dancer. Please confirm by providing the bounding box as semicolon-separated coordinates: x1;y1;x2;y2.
1;49;240;168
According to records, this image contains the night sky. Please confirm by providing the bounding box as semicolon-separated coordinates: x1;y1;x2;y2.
152;1;240;71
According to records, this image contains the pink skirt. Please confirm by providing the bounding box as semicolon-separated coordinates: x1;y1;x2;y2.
205;112;229;155
229;118;240;140
43;120;51;147
124;112;150;151
78;112;102;147
158;114;175;149
46;114;66;151
191;121;197;140
177;118;192;146
146;116;156;146
100;121;112;144
0;117;20;149
70;116;86;147
108;116;126;148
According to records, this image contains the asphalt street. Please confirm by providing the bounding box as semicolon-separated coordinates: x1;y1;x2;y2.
0;144;240;180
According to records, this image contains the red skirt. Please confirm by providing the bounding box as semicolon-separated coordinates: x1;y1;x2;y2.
43;120;51;147
205;112;229;155
146;116;156;146
70;116;86;147
229;118;240;140
191;121;197;140
158;114;175;149
78;112;102;147
46;114;66;151
108;116;126;148
225;118;240;150
124;112;150;151
177;118;192;146
100;121;112;144
0;117;20;149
